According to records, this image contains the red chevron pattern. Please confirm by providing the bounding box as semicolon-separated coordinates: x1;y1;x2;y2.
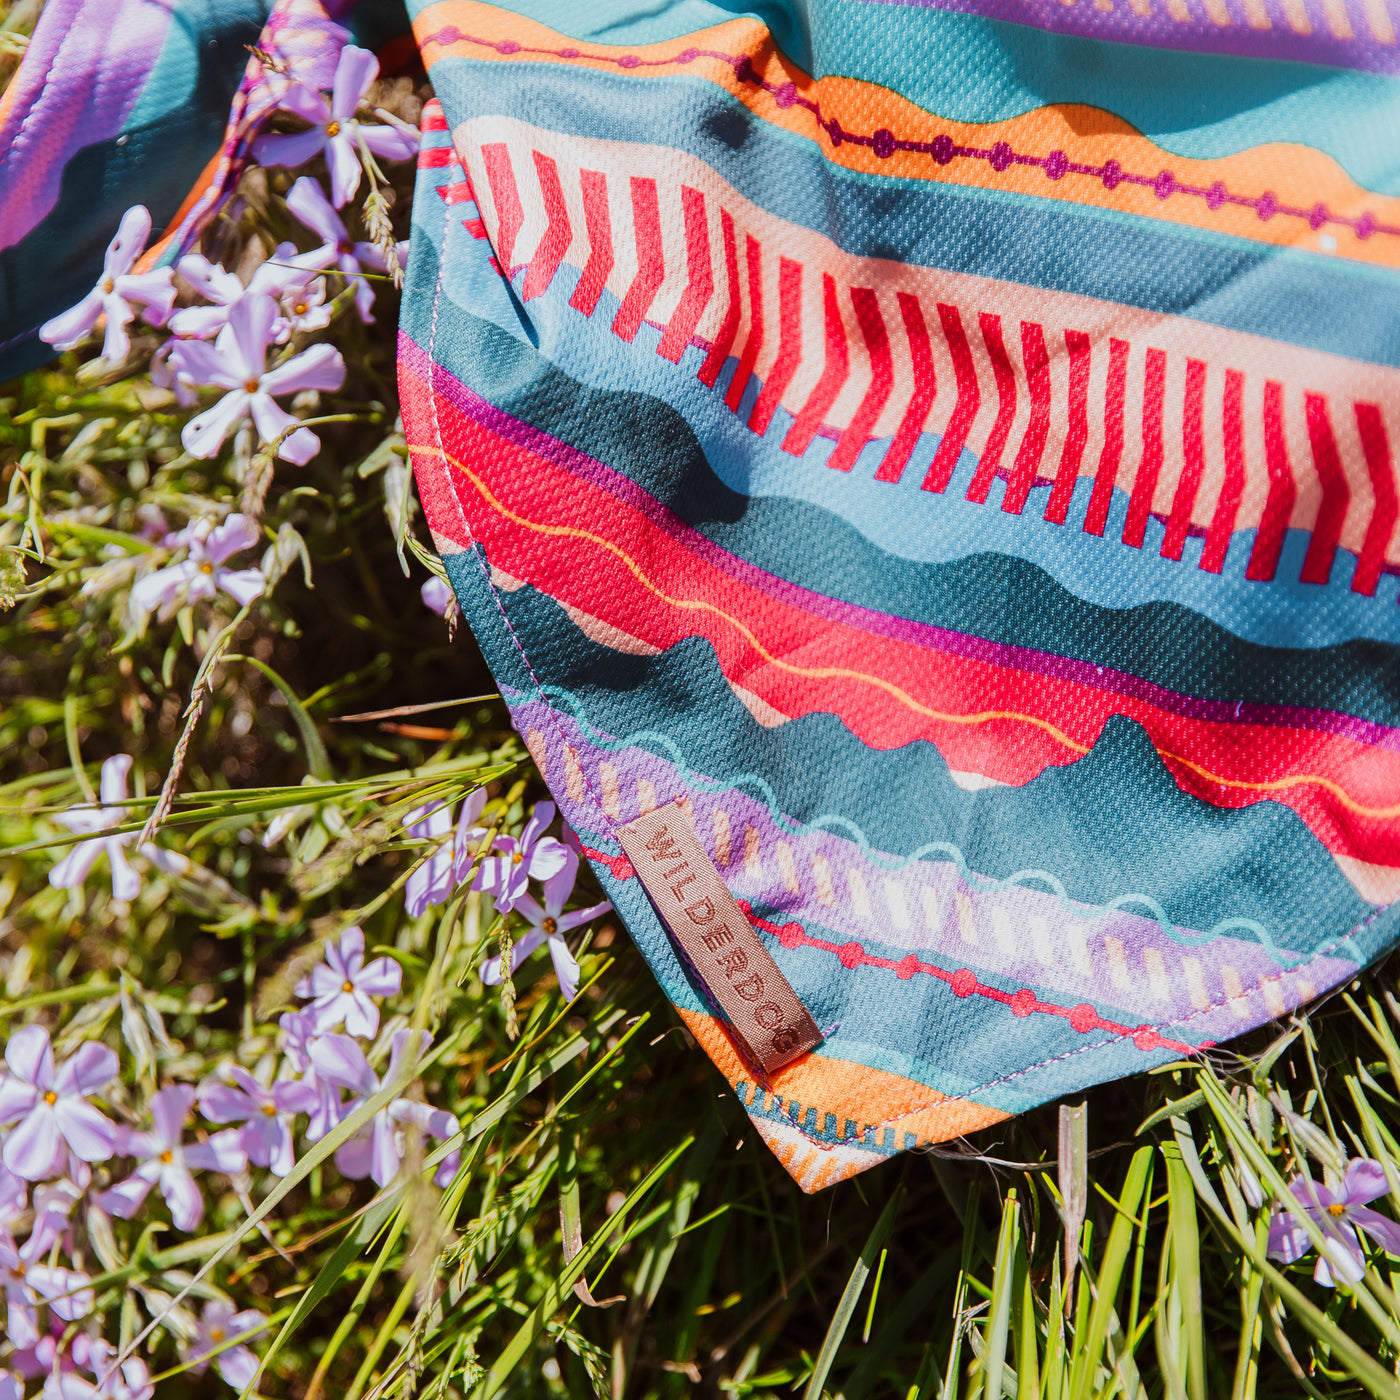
425;110;1400;597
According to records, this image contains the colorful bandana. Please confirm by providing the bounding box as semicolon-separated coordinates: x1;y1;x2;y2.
400;0;1400;1189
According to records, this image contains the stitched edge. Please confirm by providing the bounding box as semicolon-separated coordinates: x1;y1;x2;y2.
414;171;1399;1160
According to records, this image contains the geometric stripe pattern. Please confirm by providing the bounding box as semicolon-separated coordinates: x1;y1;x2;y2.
441;115;1400;594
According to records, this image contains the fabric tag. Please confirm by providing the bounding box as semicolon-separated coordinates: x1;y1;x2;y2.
616;801;822;1074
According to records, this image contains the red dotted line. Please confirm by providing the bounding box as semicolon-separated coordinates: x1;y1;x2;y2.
736;901;1199;1056
423;26;1399;244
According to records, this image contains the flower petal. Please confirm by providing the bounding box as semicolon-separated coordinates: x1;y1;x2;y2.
540;848;579;917
547;936;582;1001
524;837;570;885
369;1113;401;1187
48;838;104;892
62;1042;118;1095
420;577;454;618
116;268;177;319
159;1163;205;1231
521;802;557;852
99;754;133;807
1266;1211;1313;1265
277;81;334;126
202;513;259;565
341;992;379;1040
555;900;613;935
260;341;345;397
332;46;379;120
358;123;419;163
226;293;278;382
334;1131;374;1181
3;1108;62;1180
182;390;251;460
169;337;241;387
215;1346;260;1392
98;297;135;363
1315;1228;1366;1286
52;1096;116;1161
251;126;328;170
310;1035;378;1095
1351;1205;1400;1258
106;841;142;901
104;205;152;278
216;567;267;606
184;1127;248;1175
357;956;402;998
198;1083;255;1124
97;1172;155;1219
326;134;362;207
149;1084;196;1145
39;291;104;350
286;176;347;247
1342;1159;1390;1207
277;426;322;465
5;1025;53;1088
177;253;243;304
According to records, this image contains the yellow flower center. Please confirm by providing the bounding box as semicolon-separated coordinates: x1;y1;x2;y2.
44;1090;58;1106
199;561;215;574
13;1261;24;1278
1327;1202;1347;1217
101;276;115;294
542;917;557;935
293;300;309;315
160;1149;175;1164
512;851;524;865
262;1102;278;1116
325;121;341;138
209;1328;225;1344
342;980;355;993
244;378;261;394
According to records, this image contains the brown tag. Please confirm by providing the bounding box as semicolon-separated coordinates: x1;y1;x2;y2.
616;800;821;1074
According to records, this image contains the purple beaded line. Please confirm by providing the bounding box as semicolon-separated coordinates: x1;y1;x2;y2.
424;24;1400;244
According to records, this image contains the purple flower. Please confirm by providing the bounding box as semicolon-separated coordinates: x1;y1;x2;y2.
0;1220;93;1349
404;790;490;918
197;1067;316;1177
253;45;419;207
286;176;408;322
0;1165;25;1227
39;207;176;362
310;1031;458;1188
48;755;140;902
169;292;345;464
96;1085;246;1232
420;576;456;622
130;514;266;617
1267;1158;1400;1286
475;801;569;912
480;848;610;1001
294;927;401;1038
182;1299;264;1390
0;1028;117;1180
170;243;334;342
43;1339;151;1400
1;1369;22;1400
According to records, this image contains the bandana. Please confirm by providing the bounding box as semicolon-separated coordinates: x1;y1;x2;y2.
399;0;1400;1189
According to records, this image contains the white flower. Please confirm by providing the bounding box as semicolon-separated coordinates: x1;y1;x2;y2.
169;292;345;464
48;756;140;901
39;207;175;362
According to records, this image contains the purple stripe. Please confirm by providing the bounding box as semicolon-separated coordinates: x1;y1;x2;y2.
860;0;1400;75
0;0;174;251
400;329;1400;753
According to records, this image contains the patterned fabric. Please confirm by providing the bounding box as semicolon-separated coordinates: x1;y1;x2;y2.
401;0;1400;1189
0;0;270;380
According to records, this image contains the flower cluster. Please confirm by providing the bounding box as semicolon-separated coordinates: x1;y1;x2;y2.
1266;1157;1400;1287
0;919;460;1396
40;34;416;575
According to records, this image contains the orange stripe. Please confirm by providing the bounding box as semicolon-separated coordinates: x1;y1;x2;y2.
415;0;1400;269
